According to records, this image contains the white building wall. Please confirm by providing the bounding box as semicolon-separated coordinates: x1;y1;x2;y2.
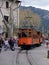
0;0;19;32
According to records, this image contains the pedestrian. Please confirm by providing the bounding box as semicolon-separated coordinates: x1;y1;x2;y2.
0;36;3;53
46;42;48;48
4;38;9;51
9;37;15;51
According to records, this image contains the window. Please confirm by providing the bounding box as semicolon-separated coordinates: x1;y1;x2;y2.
4;16;9;22
28;32;31;37
37;32;40;35
33;35;38;39
18;33;21;38
22;32;27;37
6;1;9;8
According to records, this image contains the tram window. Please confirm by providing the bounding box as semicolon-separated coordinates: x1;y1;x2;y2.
28;32;31;37
33;35;38;39
22;32;27;37
37;32;40;35
18;33;21;38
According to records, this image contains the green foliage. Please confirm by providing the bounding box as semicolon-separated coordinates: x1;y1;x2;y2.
19;8;41;28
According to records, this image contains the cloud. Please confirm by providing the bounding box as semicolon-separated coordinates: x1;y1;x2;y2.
20;0;49;10
33;5;49;10
21;0;49;6
32;0;49;6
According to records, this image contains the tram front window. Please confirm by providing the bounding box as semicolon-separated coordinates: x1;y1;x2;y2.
18;33;21;38
22;32;31;37
28;32;31;37
22;32;27;37
33;35;38;39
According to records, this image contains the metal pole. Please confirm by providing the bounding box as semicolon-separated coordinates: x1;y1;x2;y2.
9;6;14;37
18;5;19;31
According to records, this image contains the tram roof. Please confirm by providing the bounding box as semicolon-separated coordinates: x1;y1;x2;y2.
19;26;35;29
19;26;40;32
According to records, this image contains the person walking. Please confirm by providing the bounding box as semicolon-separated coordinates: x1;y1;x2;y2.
0;37;3;53
46;42;48;48
4;38;9;51
9;37;15;51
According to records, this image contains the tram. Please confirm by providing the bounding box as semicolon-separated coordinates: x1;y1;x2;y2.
18;26;42;49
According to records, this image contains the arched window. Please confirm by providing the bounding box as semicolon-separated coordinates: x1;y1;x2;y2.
6;1;9;8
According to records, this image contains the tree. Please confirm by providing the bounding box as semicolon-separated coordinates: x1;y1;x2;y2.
0;0;21;38
19;9;41;28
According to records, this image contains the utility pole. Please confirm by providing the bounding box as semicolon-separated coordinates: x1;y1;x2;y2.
10;0;21;37
9;6;14;37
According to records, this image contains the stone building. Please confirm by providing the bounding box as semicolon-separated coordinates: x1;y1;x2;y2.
0;0;21;37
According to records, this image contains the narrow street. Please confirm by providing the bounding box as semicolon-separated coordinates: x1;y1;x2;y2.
0;44;49;65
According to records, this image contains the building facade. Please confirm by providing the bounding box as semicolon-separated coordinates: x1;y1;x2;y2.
0;0;21;37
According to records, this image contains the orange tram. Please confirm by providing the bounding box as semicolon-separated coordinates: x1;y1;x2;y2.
18;26;42;49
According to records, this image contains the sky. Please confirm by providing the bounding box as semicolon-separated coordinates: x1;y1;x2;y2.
20;0;49;11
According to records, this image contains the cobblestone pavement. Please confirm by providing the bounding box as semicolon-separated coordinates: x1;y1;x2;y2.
0;44;49;65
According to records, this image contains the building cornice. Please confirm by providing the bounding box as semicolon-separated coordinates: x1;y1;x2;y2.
9;0;21;3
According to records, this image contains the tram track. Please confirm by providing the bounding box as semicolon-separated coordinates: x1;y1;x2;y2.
16;49;38;65
26;50;33;65
16;49;22;65
26;50;38;65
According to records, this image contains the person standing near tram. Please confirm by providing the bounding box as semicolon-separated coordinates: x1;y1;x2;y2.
4;38;9;51
9;37;15;51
